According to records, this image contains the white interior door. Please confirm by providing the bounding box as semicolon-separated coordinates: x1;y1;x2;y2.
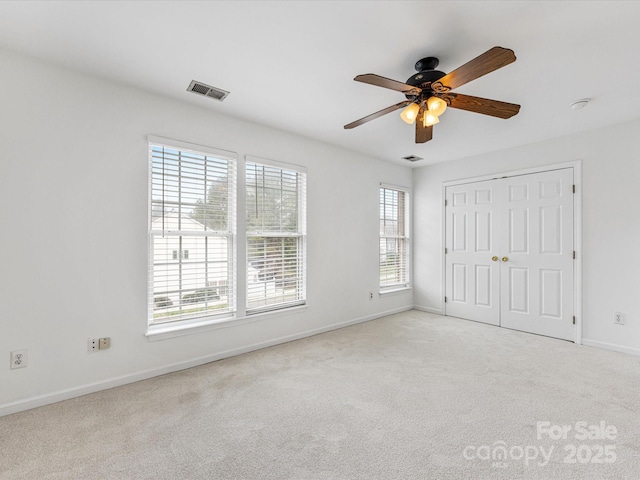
445;168;575;341
499;169;574;340
445;179;501;326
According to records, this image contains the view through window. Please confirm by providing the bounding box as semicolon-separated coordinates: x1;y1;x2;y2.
246;160;306;313
149;142;236;325
379;186;410;290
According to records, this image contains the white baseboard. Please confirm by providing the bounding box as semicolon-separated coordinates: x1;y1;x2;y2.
413;305;443;315
0;306;413;417
581;339;640;357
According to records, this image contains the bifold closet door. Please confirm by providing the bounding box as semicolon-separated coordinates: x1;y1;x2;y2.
445;168;574;341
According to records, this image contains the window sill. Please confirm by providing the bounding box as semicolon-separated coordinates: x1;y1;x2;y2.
379;286;412;296
146;304;309;341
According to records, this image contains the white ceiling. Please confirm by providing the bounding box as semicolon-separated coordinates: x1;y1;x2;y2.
1;1;640;166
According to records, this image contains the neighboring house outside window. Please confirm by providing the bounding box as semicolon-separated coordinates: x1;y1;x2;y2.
149;138;236;326
379;185;410;291
246;158;306;313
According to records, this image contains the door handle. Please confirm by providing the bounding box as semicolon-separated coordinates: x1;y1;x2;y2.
491;256;498;262
501;256;509;262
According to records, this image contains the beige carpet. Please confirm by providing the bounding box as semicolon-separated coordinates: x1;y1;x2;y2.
1;310;640;479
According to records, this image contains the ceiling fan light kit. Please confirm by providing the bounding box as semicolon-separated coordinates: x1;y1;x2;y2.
344;46;521;144
400;97;447;125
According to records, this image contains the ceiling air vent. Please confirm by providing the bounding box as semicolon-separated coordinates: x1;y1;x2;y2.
187;80;230;102
402;155;423;162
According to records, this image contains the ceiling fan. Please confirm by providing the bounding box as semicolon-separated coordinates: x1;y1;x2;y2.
344;46;520;143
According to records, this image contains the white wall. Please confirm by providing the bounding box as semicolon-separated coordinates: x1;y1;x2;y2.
413;119;640;354
0;49;413;415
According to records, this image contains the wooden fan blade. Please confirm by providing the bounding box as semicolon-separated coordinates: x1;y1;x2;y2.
432;47;516;92
344;101;411;129
443;93;520;119
415;105;433;143
355;74;421;95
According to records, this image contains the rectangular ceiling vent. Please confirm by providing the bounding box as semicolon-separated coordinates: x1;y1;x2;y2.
402;155;423;162
187;80;230;102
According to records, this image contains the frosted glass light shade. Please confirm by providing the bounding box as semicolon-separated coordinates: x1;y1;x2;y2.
400;103;420;124
427;96;447;117
423;112;440;127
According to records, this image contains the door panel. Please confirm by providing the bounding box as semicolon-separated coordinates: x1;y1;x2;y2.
475;265;492;306
540;206;562;253
452;263;467;302
508;267;529;313
452;212;467;251
509;208;529;253
540;269;562;318
453;191;468;206
445;168;575;341
475;211;492;252
509;183;528;202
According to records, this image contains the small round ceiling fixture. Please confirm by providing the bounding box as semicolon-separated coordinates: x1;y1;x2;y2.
570;98;591;110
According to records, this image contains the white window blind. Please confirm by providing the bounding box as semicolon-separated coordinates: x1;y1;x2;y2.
380;186;410;289
246;159;306;313
149;139;236;325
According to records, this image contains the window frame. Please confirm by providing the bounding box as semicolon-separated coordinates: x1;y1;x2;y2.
245;155;307;315
379;183;411;293
147;136;237;330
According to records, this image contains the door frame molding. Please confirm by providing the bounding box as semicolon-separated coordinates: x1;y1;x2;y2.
441;160;583;344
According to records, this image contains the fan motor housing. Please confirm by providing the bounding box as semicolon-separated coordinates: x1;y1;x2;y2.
406;69;446;86
405;70;446;100
405;57;446;100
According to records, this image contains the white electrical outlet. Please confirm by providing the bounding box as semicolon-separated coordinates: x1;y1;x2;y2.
614;312;625;325
88;337;111;352
10;349;28;369
369;292;374;300
87;338;99;353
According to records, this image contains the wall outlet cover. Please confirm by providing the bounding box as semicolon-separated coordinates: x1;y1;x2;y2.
10;349;28;369
88;338;99;353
